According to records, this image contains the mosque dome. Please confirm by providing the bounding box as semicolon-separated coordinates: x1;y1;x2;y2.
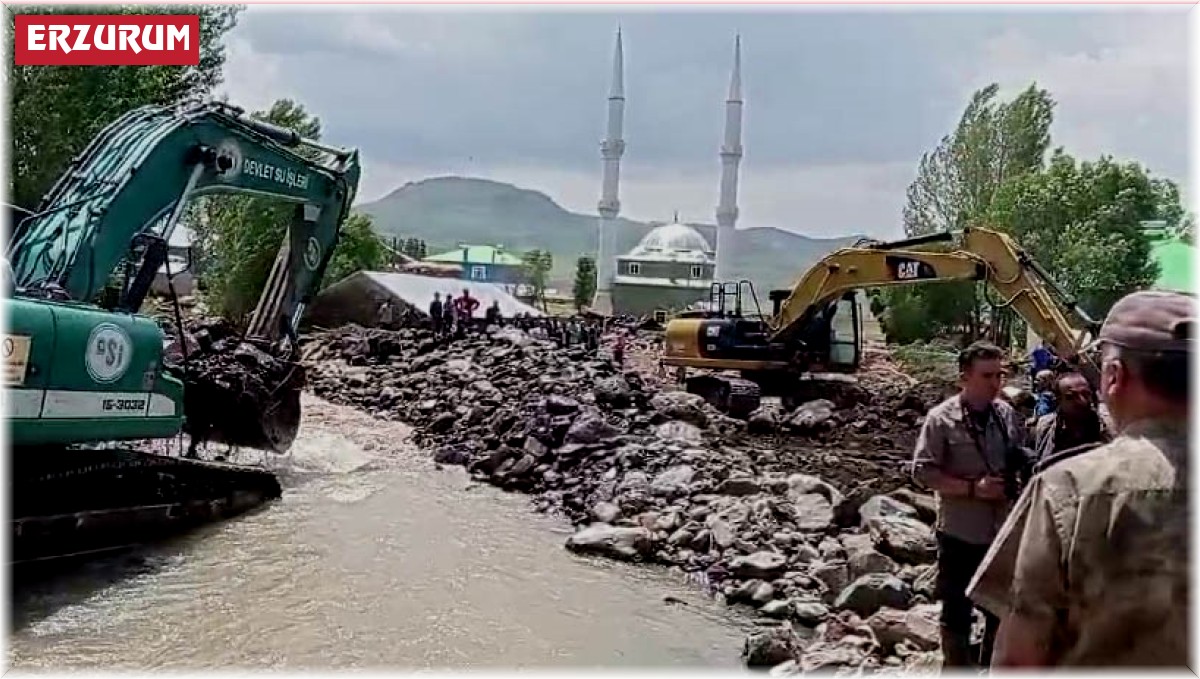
626;221;714;262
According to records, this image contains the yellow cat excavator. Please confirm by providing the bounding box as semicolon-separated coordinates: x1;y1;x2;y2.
661;226;1102;416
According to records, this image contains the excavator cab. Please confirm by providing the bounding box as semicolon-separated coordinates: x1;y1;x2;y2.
824;293;864;372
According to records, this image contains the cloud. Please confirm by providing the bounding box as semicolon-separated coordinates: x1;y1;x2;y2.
218;7;1187;238
956;11;1187;180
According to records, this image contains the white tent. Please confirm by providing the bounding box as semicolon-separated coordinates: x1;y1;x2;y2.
305;270;543;329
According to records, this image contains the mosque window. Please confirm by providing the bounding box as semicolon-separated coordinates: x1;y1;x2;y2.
690;265;703;278
628;262;641;275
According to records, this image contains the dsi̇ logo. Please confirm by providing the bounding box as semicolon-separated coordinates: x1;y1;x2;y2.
13;14;200;66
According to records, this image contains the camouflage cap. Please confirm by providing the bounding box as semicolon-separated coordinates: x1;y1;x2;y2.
1097;290;1196;353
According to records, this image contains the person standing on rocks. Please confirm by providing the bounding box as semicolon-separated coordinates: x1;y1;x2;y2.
455;289;480;336
429;293;444;337
967;290;1192;668
1027;370;1110;470
442;290;457;337
910;340;1027;668
485;300;501;327
378;299;396;330
613;329;627;368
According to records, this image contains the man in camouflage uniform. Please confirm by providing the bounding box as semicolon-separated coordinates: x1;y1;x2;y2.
967;290;1192;667
911;341;1027;667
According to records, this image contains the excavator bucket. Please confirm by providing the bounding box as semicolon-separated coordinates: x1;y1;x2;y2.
171;321;306;455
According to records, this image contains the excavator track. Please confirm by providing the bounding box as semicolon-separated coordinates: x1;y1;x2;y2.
11;447;282;564
684;374;762;419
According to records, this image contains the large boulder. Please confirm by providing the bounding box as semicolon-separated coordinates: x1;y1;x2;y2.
730;551;789;580
594;376;634;408
786;473;844;506
791;600;830;626
858;495;920;525
834;574;913;617
864;514;937;564
785;399;836;433
565;524;653;561
790;493;835;533
649;391;709;427
654;420;704;444
888;488;938;525
866;603;941;652
746;403;785;434
843;533;900;579
809;560;851;599
650;465;696;497
742;625;803;668
565;409;621;444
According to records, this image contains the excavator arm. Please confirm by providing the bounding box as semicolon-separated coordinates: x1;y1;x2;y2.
769;226;1102;382
6;100;361;454
9;100;360;342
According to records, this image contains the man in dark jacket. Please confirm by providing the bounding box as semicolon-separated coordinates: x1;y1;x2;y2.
1028;370;1111;469
484;300;501;327
429;293;444;336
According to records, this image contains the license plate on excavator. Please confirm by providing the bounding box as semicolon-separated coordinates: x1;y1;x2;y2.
3;335;31;386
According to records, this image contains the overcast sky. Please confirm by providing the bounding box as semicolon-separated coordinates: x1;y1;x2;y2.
218;6;1188;240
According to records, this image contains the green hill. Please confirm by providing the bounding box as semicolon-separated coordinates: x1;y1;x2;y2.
357;176;864;293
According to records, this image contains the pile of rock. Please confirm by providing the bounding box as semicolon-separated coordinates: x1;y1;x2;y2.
301;323;948;672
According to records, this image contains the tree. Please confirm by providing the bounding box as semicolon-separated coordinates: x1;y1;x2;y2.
5;4;244;209
521;249;553;311
903;83;1054;237
880;83;1056;344
989;151;1177;316
416;239;428;260
324;213;387;284
573;256;597;310
190;99;384;323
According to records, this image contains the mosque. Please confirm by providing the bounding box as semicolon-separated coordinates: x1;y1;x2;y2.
591;30;744;317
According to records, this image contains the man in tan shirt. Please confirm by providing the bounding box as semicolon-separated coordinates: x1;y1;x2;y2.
968;290;1192;667
910;341;1027;667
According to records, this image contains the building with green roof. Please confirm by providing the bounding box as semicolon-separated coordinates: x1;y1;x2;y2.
424;244;525;285
1142;221;1193;293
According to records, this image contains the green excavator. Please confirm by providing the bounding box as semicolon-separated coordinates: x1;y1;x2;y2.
5;100;361;563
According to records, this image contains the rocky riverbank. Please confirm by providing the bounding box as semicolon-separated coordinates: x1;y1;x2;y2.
300;323;957;673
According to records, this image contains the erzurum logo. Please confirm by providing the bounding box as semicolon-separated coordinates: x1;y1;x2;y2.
13;14;200;66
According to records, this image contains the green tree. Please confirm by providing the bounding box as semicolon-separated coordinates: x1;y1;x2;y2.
573;256;597;310
324;212;387;284
416;239;428;260
989;151;1177;316
190;99;382;322
881;83;1055;344
5;4;244;209
522;249;553;311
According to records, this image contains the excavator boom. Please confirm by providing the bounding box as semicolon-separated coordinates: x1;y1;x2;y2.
769;227;1101;378
663;225;1104;414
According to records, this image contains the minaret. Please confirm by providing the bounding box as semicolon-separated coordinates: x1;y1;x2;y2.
715;34;743;282
593;28;625;315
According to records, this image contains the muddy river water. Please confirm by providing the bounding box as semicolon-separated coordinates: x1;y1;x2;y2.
8;395;750;670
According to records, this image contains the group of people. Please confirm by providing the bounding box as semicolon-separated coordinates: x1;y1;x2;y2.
376;291;636;370
911;289;1191;669
508;314;608;357
427;289;501;338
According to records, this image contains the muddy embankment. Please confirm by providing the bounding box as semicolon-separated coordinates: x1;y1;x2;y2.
298;322;962;674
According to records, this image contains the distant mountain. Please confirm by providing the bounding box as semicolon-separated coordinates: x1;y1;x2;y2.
357;176;864;293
